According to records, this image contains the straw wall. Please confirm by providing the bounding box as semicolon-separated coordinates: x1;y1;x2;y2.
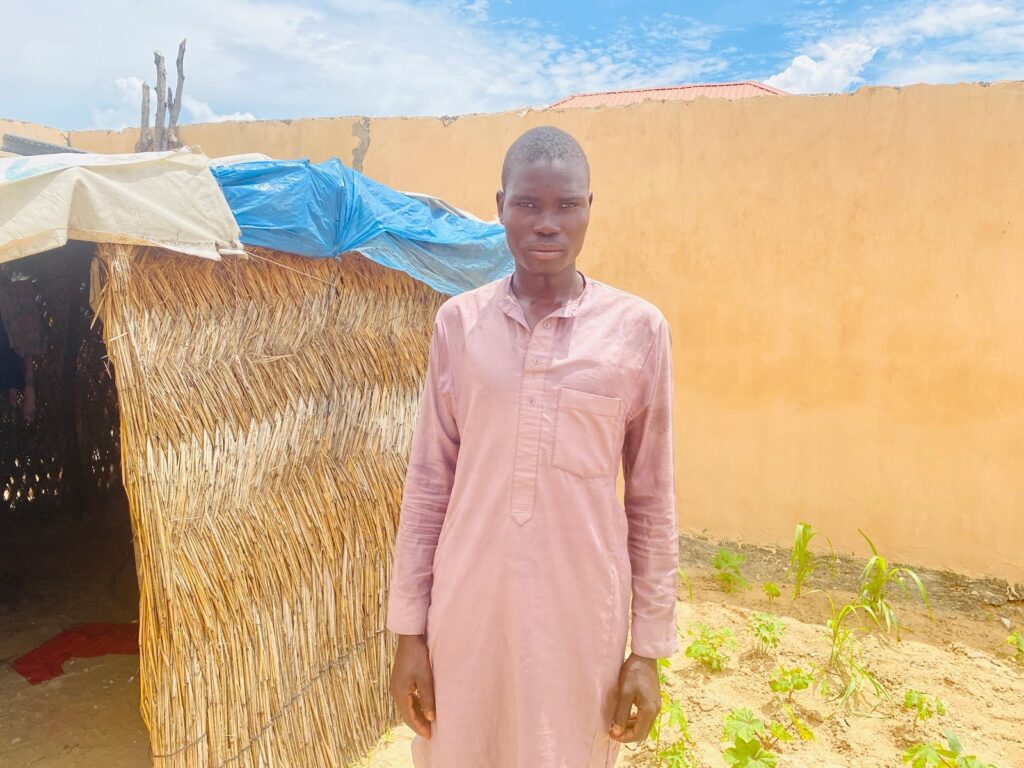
95;243;444;766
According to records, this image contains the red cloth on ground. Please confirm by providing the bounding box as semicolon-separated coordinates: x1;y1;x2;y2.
12;622;139;685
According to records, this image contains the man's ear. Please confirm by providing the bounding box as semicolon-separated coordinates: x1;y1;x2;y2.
588;192;594;208
496;189;505;224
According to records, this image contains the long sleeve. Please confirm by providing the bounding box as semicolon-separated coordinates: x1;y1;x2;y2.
621;317;678;659
385;313;460;635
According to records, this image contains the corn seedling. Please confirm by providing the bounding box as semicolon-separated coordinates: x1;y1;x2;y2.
763;581;781;608
788;521;834;599
857;529;931;641
816;595;891;713
1007;630;1024;665
769;666;814;701
678;566;694;602
749;612;787;655
721;706;814;768
902;689;946;730
685;623;735;672
903;730;1001;768
649;658;698;767
711;547;751;593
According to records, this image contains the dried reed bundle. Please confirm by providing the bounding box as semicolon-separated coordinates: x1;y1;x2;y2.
96;243;443;767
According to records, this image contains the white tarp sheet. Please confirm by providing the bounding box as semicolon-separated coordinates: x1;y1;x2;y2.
0;147;241;263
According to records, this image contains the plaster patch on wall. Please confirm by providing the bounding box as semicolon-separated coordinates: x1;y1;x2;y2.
351;117;371;172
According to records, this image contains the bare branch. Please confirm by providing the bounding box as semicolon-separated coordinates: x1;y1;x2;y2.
135;82;152;152
167;38;186;148
153;50;167;150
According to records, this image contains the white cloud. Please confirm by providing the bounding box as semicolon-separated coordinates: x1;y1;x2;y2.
767;39;878;92
0;0;726;130
89;76;146;131
768;0;1024;93
182;96;255;124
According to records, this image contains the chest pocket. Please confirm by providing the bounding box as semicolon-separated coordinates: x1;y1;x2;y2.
552;387;622;479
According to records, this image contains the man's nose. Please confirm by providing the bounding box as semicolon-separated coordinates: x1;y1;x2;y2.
533;216;560;236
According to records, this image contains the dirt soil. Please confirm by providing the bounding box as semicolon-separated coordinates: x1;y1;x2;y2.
0;491;150;767
356;537;1024;768
2;520;1021;768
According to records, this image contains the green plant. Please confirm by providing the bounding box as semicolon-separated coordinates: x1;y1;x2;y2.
721;706;814;768
711;547;750;593
816;595;891;713
762;581;781;608
685;623;735;672
1007;630;1024;665
678;566;694;602
856;530;931;641
903;689;946;729
748;612;787;655
788;522;833;599
649;658;698;767
903;730;1001;767
768;666;814;701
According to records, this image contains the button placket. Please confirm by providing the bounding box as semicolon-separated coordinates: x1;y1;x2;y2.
509;320;554;525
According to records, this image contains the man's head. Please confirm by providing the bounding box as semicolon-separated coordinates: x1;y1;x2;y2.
497;126;592;277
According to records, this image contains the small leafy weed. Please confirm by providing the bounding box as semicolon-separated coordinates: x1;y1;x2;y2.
768;666;814;701
711;547;751;593
685;622;735;672
902;730;1001;768
748;612;787;655
721;706;814;768
902;689;946;730
1007;630;1024;665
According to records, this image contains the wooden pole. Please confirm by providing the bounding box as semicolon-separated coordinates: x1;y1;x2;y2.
135;83;152;152
167;39;186;149
153;50;167;151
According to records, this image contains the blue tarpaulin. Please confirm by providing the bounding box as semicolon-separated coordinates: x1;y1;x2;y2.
210;158;513;296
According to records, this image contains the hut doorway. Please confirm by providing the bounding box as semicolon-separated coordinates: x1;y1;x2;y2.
0;242;149;765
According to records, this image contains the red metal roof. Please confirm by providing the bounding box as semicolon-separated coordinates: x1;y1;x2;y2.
549;81;785;109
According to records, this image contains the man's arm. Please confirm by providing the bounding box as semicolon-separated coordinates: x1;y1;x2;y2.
386;315;460;635
387;314;459;738
609;316;677;744
621;316;678;660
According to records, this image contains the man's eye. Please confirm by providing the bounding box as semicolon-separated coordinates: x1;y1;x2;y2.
561;202;578;208
518;202;534;208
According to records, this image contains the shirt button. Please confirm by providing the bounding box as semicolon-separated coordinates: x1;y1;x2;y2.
543;321;551;329
528;398;535;405
532;357;541;364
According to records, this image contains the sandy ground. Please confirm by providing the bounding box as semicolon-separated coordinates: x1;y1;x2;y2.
355;556;1024;768
1;507;1021;768
0;492;150;767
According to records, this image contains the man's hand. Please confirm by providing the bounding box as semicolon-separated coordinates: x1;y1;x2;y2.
608;653;660;743
389;634;436;739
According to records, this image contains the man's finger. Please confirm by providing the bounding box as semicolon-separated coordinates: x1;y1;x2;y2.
631;700;658;742
404;692;432;739
417;672;437;723
609;691;636;739
611;714;640;743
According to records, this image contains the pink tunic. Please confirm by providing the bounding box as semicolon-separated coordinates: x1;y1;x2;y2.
386;272;678;768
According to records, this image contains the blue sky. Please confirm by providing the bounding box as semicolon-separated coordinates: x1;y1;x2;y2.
3;0;1024;130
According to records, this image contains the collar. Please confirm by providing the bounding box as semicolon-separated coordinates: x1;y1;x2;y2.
499;270;591;324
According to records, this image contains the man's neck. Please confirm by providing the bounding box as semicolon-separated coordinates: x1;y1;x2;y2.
510;265;584;306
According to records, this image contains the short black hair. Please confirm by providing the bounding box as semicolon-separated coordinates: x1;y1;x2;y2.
501;126;590;190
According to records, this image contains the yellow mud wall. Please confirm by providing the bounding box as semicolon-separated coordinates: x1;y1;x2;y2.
69;117;362;163
0;118;67;147
69;83;1024;582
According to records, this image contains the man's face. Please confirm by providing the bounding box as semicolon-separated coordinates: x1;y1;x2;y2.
496;159;592;277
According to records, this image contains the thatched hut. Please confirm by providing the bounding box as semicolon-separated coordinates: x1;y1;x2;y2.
0;148;511;766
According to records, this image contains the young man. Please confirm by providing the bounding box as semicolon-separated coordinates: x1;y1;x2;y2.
386;126;678;767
